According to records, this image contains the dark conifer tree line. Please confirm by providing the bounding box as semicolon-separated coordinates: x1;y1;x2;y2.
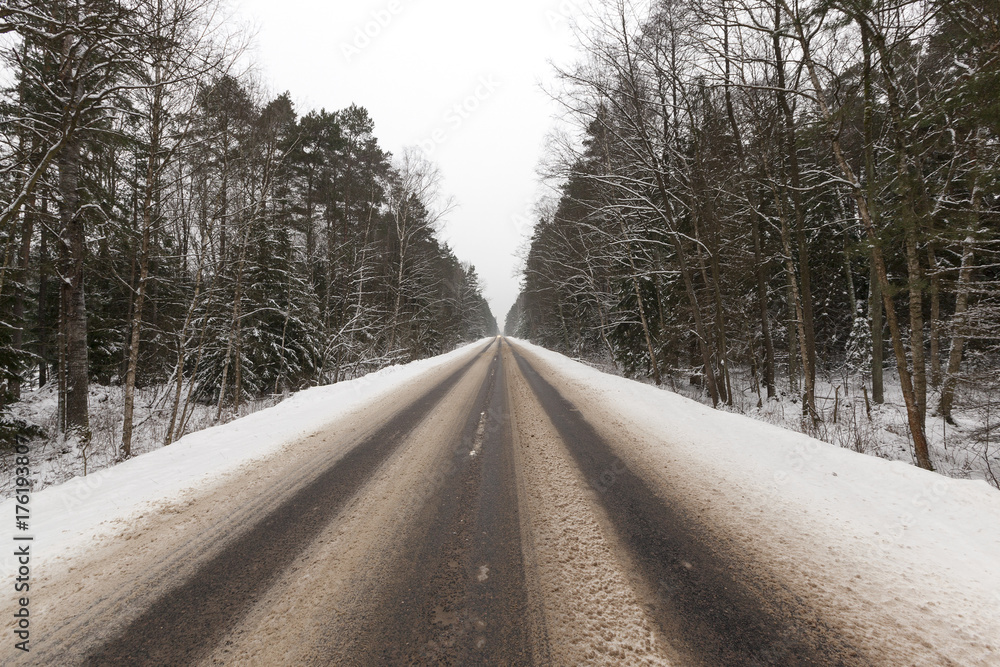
0;1;496;454
508;0;1000;473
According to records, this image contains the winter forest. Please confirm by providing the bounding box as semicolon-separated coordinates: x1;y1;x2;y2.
0;1;497;478
507;0;1000;485
3;0;999;493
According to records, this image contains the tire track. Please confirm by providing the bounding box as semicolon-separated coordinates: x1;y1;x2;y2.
327;345;534;664
508;343;867;666
503;340;674;666
81;341;497;666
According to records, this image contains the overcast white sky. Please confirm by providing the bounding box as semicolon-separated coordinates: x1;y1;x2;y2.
232;0;581;324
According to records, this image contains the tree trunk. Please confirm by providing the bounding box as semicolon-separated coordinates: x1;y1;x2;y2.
753;212;777;400
675;246;719;405
622;231;661;385
905;226;927;422
37;212;50;388
843;243;858;316
216;229;248;421
389;233;407;353
720;28;776;399
927;244;942;387
1;230;14;311
773;7;817;420
869;259;885;403
178;310;210;440
234;316;243;413
939;235;975;423
866;16;933;425
11;194;35;400
772;184;814;420
58;132;90;437
122;63;163;458
597;301;618;371
861;30;885;405
708;239;732;404
166;265;202;445
121;163;156;458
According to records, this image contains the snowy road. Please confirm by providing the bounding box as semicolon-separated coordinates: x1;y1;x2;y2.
3;338;999;665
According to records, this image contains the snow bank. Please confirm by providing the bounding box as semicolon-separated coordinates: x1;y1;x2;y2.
0;340;488;571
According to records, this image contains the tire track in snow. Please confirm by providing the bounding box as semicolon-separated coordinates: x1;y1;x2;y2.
81;341;498;666
509;343;867;666
327;344;535;664
504;341;675;666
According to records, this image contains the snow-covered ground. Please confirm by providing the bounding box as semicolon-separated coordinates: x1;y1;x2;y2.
515;338;1000;664
734;372;1000;487
1;382;285;497
0;340;487;573
584;354;999;490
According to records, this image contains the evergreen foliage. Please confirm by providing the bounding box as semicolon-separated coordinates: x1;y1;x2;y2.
0;2;495;452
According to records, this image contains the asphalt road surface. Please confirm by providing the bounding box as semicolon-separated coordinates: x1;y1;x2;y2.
9;339;884;665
